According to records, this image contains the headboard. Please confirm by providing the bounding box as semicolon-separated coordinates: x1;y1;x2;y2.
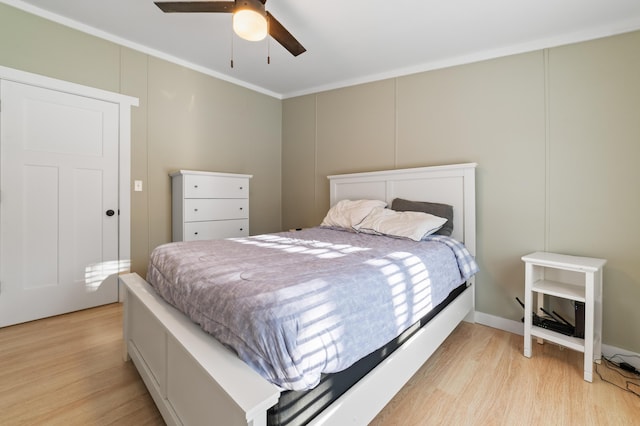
328;163;477;257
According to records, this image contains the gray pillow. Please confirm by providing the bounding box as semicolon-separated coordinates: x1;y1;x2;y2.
391;198;454;236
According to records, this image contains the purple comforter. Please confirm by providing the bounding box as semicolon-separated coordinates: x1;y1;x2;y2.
147;227;478;390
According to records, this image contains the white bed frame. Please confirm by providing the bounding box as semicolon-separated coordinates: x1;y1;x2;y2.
121;162;477;426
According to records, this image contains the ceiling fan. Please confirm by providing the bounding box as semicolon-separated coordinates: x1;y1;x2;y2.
154;1;306;57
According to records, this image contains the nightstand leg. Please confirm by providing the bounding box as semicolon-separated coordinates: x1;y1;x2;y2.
524;263;533;358
594;269;603;366
583;272;595;382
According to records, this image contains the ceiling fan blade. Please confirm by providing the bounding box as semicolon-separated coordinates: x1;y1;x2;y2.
267;12;306;57
154;1;235;13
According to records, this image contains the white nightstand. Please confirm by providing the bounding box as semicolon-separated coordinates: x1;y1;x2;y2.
522;251;606;382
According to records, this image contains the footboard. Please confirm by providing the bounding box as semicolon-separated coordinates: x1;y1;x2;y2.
121;273;280;426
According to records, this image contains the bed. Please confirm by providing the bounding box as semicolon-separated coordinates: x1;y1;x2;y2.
121;162;477;425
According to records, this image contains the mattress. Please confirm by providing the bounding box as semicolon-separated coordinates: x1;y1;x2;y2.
146;227;478;391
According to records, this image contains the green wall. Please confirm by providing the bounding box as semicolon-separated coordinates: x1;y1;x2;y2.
282;33;640;354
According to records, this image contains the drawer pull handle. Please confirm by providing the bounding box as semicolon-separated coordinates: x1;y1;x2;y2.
240;228;244;231
194;232;198;235
239;207;243;210
240;186;243;190
194;208;198;212
194;185;198;189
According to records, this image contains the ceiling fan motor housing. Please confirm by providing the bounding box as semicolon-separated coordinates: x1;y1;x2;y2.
236;0;266;15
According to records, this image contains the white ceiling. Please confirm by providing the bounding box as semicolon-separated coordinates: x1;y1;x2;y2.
6;0;640;98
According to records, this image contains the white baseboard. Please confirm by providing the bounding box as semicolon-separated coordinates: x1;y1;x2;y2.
600;345;640;370
474;311;524;336
473;310;640;370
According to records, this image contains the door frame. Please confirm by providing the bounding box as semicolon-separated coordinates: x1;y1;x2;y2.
0;65;139;300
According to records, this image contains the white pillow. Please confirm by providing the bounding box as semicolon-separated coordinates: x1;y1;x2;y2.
321;199;387;229
353;207;447;241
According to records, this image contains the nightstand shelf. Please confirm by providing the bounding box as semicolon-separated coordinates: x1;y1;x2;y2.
530;325;585;352
522;251;606;382
530;279;585;302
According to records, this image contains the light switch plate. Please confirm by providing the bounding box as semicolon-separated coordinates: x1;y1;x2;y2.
134;180;143;192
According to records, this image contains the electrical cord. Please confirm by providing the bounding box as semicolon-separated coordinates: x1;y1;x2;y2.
605;353;640;369
595;354;640;398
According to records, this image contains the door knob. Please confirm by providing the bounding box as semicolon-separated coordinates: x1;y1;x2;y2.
106;209;115;217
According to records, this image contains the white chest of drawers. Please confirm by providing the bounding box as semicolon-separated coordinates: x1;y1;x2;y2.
170;170;252;241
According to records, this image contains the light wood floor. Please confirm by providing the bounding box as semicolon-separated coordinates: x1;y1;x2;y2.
1;304;638;425
0;303;163;425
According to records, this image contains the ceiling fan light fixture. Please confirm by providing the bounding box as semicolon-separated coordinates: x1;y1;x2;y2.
154;1;305;56
233;8;267;42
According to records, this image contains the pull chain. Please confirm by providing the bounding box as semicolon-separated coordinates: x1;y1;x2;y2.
230;27;234;68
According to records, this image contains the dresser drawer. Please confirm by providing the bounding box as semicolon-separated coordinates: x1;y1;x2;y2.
183;199;248;222
183;220;249;240
184;175;248;199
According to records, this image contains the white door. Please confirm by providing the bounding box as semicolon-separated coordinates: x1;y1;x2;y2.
0;80;120;327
